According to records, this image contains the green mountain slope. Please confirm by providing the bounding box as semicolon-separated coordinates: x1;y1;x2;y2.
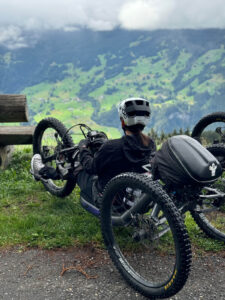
0;29;225;135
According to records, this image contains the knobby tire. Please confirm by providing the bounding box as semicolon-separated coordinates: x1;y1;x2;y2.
190;144;225;242
191;112;225;141
101;173;192;299
33;117;76;197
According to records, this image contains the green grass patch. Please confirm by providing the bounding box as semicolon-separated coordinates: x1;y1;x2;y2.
185;213;224;253
0;147;102;249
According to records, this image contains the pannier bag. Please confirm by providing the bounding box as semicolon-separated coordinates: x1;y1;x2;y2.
152;135;222;187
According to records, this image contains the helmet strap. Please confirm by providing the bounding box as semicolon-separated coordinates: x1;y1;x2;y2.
120;118;127;135
120;118;125;129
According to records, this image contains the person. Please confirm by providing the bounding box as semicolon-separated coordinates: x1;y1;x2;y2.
31;97;156;206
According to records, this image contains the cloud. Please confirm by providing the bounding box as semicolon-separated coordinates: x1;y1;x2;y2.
0;0;124;31
119;0;225;30
0;0;125;48
119;0;175;30
0;26;28;49
0;0;225;49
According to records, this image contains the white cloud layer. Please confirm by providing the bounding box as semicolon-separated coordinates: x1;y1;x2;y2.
119;0;225;30
0;26;28;49
0;0;225;48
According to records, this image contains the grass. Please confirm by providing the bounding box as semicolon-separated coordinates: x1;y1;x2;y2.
185;213;224;253
0;147;224;253
0;147;102;250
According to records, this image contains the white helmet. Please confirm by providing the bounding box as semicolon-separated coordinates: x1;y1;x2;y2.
118;98;151;127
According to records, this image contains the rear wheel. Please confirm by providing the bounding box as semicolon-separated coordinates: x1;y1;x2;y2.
191;144;225;242
101;173;192;299
33;117;76;197
191;112;225;146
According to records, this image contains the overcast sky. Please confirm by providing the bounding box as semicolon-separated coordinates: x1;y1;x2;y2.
1;0;225;49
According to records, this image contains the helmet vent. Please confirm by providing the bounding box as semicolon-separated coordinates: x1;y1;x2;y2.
125;101;133;107
127;111;150;117
135;100;143;105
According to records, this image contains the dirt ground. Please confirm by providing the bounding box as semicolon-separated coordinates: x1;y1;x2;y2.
0;246;224;300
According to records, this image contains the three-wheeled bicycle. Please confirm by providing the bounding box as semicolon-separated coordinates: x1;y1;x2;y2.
31;117;224;299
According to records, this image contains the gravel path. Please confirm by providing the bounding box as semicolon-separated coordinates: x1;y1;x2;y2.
0;247;224;300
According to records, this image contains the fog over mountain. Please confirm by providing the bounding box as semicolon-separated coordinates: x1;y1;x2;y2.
0;0;225;49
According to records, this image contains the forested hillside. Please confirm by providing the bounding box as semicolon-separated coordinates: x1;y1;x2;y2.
0;29;224;136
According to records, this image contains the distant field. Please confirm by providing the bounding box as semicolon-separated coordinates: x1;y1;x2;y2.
16;30;225;134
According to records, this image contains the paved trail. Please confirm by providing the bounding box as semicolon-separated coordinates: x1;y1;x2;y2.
0;247;224;300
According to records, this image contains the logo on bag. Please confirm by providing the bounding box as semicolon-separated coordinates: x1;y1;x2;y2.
209;163;217;177
142;163;151;173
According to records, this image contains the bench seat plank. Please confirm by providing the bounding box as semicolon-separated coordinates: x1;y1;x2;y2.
0;126;35;145
0;95;28;122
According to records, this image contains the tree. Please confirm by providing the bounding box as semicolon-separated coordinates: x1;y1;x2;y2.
160;130;166;142
148;128;158;141
172;129;178;136
184;128;191;136
179;128;184;135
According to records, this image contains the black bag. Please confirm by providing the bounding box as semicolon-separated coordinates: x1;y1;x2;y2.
152;135;222;187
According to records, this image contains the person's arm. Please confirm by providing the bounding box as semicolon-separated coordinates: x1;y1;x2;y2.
79;141;109;174
79;147;97;174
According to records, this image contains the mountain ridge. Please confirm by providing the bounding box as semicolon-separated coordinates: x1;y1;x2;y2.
0;28;224;135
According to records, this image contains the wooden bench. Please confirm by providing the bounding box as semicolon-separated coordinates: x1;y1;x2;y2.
0;95;35;169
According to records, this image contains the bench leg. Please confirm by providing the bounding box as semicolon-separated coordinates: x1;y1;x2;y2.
0;145;14;170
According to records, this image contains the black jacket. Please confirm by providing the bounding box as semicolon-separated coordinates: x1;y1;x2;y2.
79;134;156;190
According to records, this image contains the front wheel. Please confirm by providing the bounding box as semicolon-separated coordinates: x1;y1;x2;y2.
190;144;225;242
33;117;76;197
101;173;192;299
